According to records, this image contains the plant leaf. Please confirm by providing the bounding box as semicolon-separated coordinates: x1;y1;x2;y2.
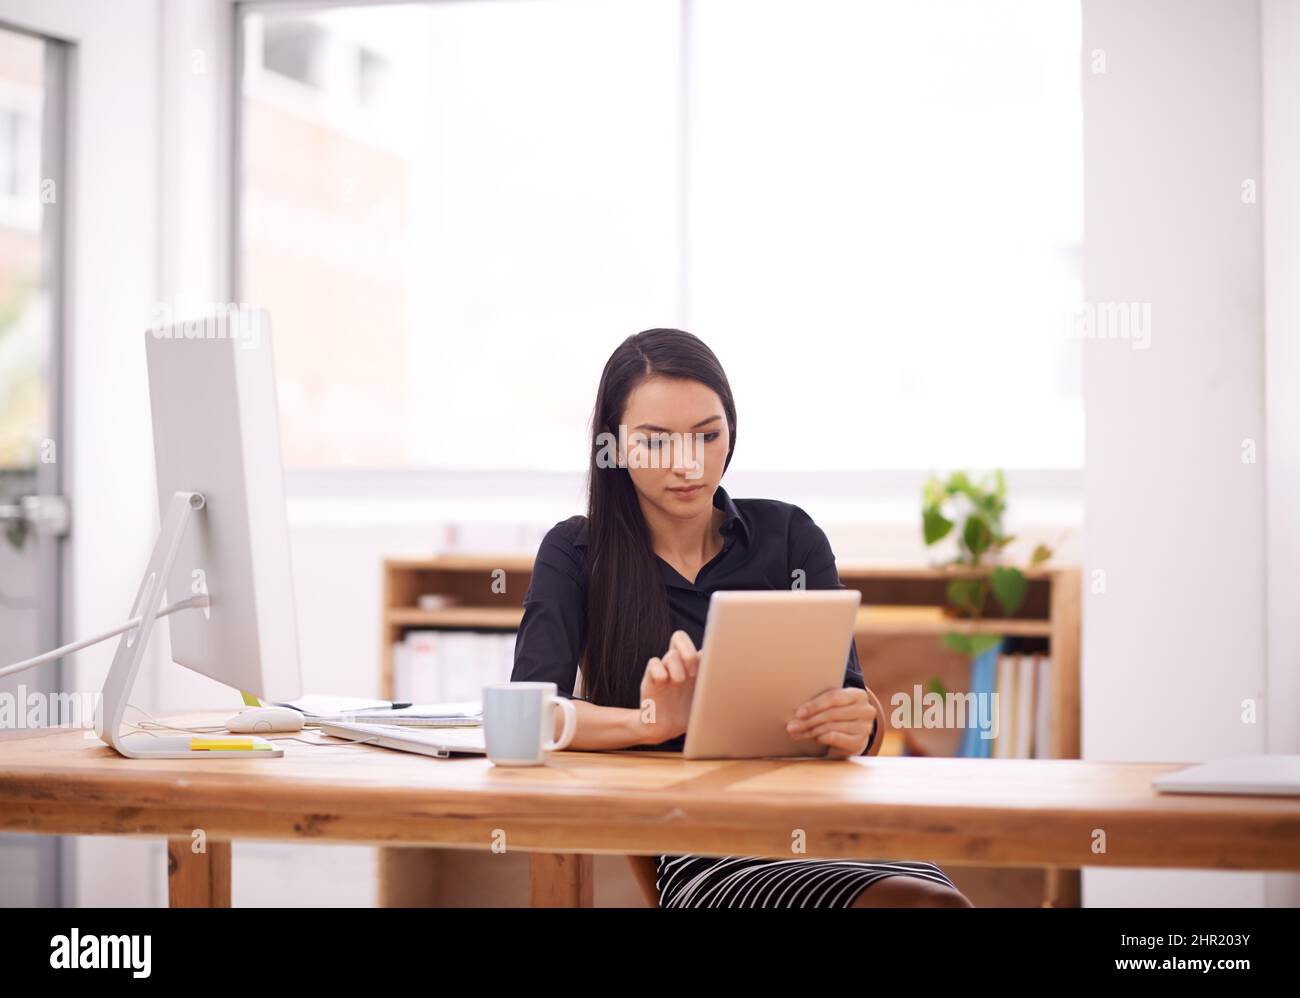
941;632;973;655
946;579;982;615
962;513;994;560
1030;543;1053;566
922;504;954;545
990;565;1027;616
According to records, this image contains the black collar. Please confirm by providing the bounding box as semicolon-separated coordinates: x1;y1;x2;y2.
713;483;751;545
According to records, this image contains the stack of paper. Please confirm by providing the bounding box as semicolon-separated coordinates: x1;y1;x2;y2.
277;694;403;720
344;701;483;727
275;695;482;728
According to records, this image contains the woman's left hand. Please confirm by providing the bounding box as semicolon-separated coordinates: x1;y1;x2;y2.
786;687;875;759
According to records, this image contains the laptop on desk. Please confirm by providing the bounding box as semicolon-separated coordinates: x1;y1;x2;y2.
319;720;487;758
1152;753;1300;796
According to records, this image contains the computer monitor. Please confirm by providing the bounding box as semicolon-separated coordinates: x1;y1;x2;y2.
95;307;302;758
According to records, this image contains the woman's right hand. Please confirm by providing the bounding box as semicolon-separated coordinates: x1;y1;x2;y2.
637;629;699;744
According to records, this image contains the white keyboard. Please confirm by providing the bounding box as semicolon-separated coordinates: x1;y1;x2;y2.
319;720;487;758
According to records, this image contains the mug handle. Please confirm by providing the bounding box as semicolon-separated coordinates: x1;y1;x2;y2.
543;696;577;752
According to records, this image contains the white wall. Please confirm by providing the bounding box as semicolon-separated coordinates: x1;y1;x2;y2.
1261;0;1300;805
1082;0;1297;906
1261;0;1300;907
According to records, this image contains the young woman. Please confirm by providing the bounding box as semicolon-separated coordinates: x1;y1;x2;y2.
512;328;972;908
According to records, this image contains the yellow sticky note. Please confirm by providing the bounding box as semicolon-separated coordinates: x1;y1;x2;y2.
191;738;257;751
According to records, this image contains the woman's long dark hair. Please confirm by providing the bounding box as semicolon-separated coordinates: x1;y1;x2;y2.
580;329;737;709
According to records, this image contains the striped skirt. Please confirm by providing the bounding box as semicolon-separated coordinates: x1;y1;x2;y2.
655;853;959;908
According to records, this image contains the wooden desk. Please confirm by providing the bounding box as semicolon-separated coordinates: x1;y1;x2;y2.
2;713;1297;907
379;558;1083;907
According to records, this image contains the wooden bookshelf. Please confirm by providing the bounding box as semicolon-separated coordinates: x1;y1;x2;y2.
388;604;1054;635
378;557;1082;908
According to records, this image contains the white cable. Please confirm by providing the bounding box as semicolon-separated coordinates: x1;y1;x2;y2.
123;703;226;735
0;594;210;680
122;703;385;749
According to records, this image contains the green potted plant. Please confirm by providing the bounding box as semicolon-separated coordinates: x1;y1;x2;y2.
918;471;1052;756
921;469;1051;652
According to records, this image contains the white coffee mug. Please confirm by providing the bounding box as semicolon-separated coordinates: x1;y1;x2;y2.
482;681;577;766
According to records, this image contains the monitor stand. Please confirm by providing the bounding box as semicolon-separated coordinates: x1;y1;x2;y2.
95;490;283;759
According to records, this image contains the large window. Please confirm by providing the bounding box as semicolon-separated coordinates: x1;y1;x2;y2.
240;0;1082;472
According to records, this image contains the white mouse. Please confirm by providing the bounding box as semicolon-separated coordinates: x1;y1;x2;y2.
225;706;305;734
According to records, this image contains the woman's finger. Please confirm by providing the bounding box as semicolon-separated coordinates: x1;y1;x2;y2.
794;687;859;720
816;729;864;755
645;656;668;684
670;630;700;674
790;703;874;731
661;648;688;683
799;717;871;741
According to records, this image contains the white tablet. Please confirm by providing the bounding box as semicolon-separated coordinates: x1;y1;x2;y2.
683;589;863;760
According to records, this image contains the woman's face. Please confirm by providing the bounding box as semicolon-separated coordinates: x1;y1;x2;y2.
618;375;730;519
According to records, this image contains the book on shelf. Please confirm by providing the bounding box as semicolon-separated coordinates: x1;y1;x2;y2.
394;630;517;703
951;637;1051;759
957;639;1000;759
979;638;1053;760
1014;652;1036;759
994;652;1014;759
1032;653;1053;759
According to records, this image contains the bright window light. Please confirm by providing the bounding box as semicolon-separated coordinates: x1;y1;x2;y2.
240;0;1082;472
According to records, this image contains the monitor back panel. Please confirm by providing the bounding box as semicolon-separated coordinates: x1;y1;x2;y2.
144;310;302;702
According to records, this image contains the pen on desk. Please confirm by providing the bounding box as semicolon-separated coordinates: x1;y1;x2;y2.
340;703;412;714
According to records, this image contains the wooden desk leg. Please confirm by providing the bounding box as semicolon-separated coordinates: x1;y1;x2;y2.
167;839;232;908
529;853;593;907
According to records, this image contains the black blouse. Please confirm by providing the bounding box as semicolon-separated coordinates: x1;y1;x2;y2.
510;484;875;753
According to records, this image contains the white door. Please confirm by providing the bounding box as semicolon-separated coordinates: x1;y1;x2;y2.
0;0;162;906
